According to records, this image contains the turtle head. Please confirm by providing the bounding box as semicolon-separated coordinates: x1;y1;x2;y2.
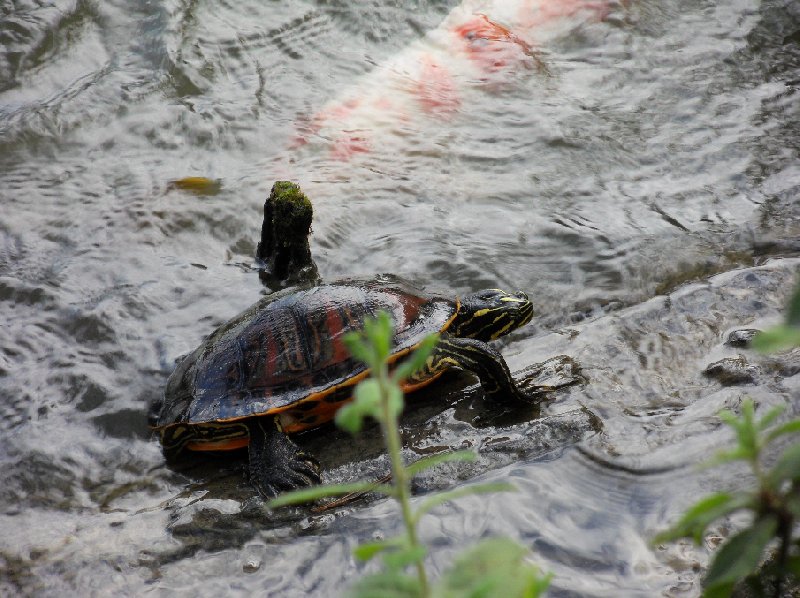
451;288;534;341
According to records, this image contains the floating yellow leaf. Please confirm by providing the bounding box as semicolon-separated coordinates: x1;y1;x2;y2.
167;177;222;195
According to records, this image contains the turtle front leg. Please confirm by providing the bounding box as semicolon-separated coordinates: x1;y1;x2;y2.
409;336;543;404
246;417;321;499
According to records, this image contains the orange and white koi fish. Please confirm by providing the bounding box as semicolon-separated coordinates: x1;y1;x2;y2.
284;0;613;168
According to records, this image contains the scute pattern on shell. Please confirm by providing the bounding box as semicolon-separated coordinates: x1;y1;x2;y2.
157;279;457;430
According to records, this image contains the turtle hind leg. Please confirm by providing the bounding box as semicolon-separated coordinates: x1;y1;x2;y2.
246;417;321;499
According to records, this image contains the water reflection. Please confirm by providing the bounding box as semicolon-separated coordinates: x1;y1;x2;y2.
1;0;799;595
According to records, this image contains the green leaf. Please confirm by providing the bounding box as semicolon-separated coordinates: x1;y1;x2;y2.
392;334;439;383
414;482;515;522
786;491;800;520
433;537;551;598
653;492;754;545
701;582;735;598
335;402;365;434
718;409;745;437
364;311;394;362
703;447;755;468
766;442;800;489
719;402;758;460
267;481;395;508
757;405;785;431
405;450;477;476
348;571;422;598
381;544;428;570
703;515;778;591
787;553;800;576
335;379;383;433
354;379;383;410
353;538;405;562
752;326;800;353
344;331;377;369
785;281;800;326
765;419;800;445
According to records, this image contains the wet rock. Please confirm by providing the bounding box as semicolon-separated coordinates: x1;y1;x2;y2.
517;354;583;394
407;408;601;493
702;355;759;386
763;348;800;379
242;558;261;573
724;328;761;348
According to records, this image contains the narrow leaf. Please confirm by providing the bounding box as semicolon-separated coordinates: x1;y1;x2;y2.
703;447;755;468
704;515;778;590
364;312;393;362
335;401;367;434
344;331;377;369
268;482;394;508
348;571;421;598
765;419;800;445
787;554;800;576
392;334;439;383
718;410;746;440
381;544;427;570
405;450;477;476
718;404;757;459
353;538;405;562
167;176;222;195
766;442;800;489
701;582;736;598
756;405;785;431
784;281;800;326
752;326;800;353
652;492;754;545
786;492;800;520
434;537;551;598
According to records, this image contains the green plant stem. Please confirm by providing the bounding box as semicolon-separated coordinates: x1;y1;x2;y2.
773;518;791;598
377;362;430;597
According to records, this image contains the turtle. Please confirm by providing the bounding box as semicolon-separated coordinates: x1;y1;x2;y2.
152;277;540;499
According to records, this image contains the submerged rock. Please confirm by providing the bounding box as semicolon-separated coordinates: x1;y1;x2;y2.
724;328;761;348
703;355;759;386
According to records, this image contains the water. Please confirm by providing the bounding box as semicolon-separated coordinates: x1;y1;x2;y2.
1;0;799;595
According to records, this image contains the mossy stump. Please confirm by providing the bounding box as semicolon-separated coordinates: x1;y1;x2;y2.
256;181;317;284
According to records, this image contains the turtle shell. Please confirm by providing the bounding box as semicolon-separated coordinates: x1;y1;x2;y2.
156;278;458;438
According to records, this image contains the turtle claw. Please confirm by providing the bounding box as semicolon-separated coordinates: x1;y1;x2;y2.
247;417;322;499
283;451;322;487
249;450;321;499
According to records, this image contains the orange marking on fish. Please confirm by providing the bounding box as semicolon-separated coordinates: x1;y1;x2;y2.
453;14;539;74
516;0;611;30
415;54;461;115
330;134;371;161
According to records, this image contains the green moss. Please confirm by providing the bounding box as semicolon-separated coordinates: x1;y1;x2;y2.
269;181;313;246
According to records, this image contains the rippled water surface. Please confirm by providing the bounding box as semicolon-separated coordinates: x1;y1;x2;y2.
2;0;799;595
